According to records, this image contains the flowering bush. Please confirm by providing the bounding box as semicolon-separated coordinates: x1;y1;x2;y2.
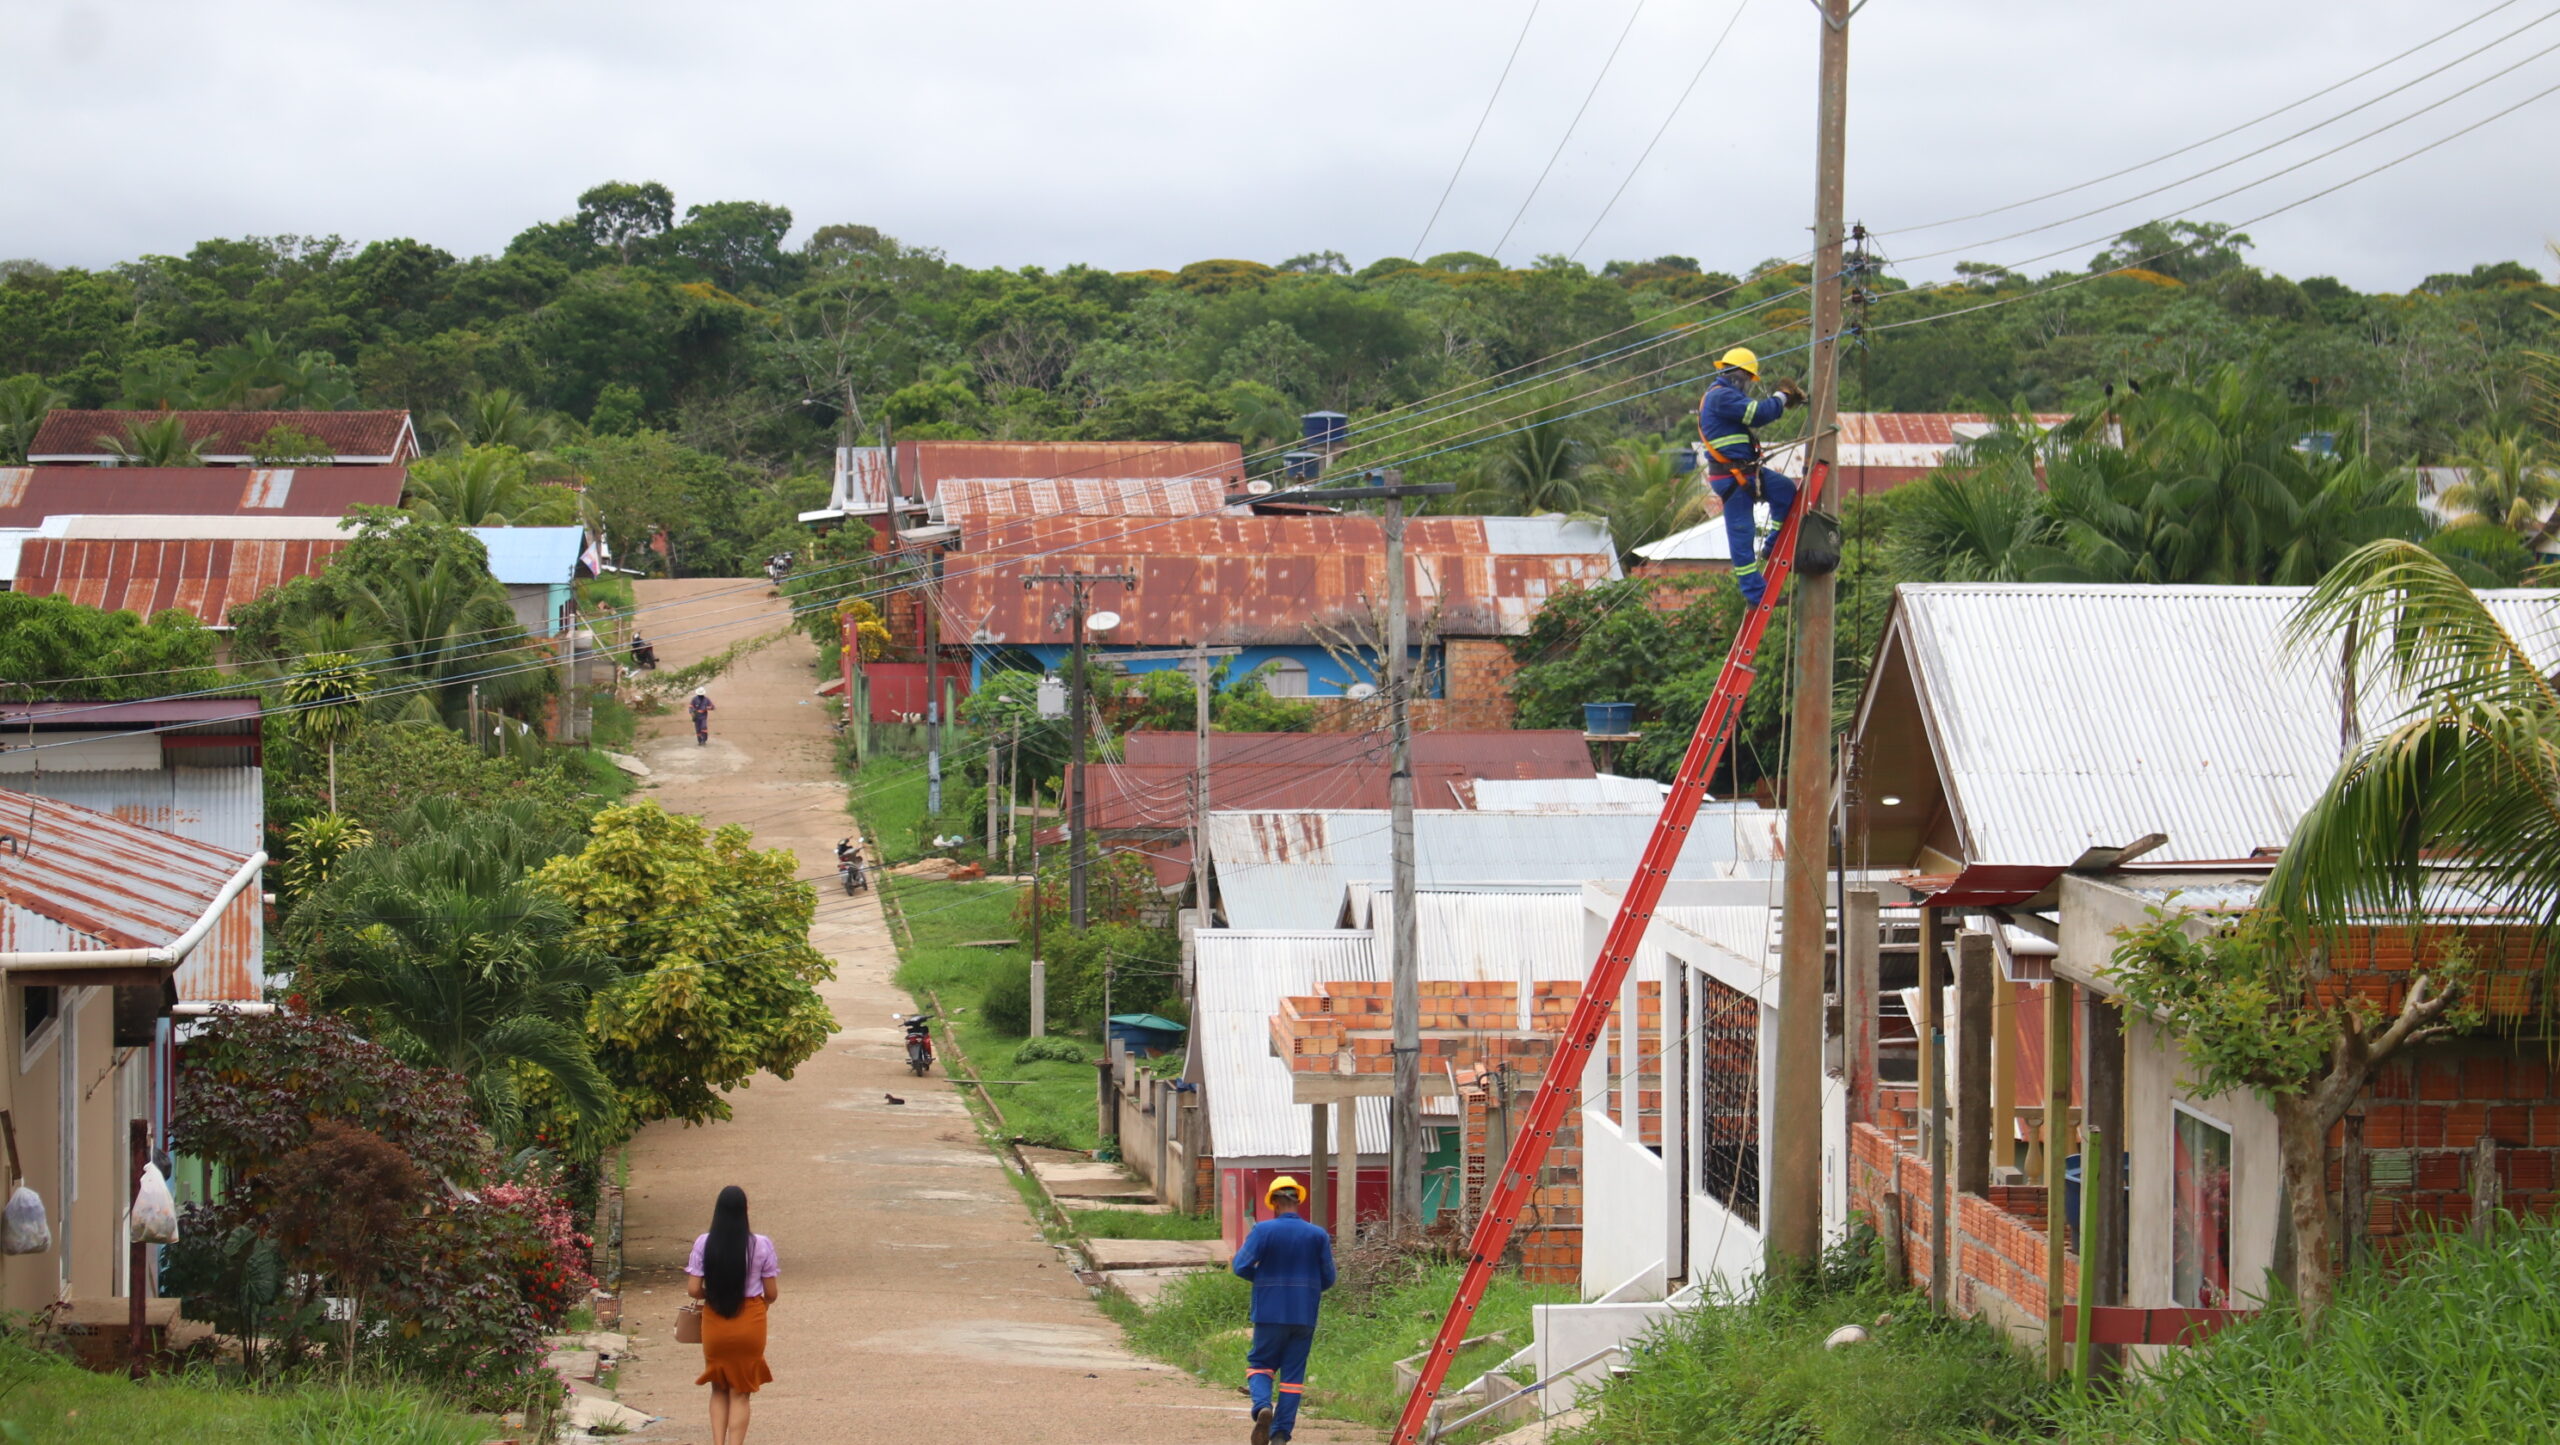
483;1172;597;1330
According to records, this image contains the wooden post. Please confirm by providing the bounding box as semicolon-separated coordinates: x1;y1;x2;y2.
2085;991;2127;1376
1990;970;2018;1179
1845;889;1880;1126
2342;1113;2368;1269
1336;1096;1357;1240
2470;1133;2500;1242
1916;908;1942;1149
1311;1104;1332;1234
2041;978;2073;1381
1955;933;1994;1196
128;1119;148;1379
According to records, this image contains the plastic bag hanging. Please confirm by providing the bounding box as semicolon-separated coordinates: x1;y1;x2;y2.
130;1164;179;1244
3;1187;50;1255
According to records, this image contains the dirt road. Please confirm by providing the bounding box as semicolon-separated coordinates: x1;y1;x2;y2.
612;580;1347;1445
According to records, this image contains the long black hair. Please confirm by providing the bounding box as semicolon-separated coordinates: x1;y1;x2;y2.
702;1185;752;1317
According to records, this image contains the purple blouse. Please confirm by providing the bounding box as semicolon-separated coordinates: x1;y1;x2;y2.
687;1232;781;1297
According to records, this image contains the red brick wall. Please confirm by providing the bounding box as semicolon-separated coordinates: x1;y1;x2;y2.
1442;639;1521;730
1847;1115;2074;1336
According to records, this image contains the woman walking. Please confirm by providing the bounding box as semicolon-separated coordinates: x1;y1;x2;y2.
688;1185;779;1444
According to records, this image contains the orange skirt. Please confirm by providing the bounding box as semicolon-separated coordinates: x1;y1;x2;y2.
696;1295;774;1393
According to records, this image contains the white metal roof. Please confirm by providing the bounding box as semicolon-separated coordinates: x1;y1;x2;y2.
1633;518;1734;565
1480;515;1622;573
1469;775;1666;811
1883;584;2560;867
1211;806;1781;929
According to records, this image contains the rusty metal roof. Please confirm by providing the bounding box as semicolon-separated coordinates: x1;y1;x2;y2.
1831;413;2075;497
28;410;419;464
1123;729;1597;772
897;441;1243;497
13;534;350;625
0;466;406;528
935;476;1238;521
0;787;257;955
937;516;1617;644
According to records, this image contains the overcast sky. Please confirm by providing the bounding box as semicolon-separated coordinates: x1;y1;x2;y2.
6;0;2555;290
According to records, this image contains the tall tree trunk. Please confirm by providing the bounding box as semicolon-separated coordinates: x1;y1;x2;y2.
2271;1095;2338;1319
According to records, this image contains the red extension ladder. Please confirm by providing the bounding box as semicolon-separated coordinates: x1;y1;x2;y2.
1388;462;1827;1445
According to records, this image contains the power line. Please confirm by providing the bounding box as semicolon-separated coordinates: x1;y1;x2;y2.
1570;0;1756;261
1411;0;1546;263
1492;0;1653;262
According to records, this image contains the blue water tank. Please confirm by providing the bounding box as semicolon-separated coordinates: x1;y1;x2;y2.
1302;411;1349;450
1283;451;1323;481
1669;445;1701;476
1583;701;1635;736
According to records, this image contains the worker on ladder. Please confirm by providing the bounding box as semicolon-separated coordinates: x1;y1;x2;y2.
1698;346;1806;605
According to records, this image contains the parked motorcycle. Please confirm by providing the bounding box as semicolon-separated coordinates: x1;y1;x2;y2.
901;1014;935;1077
629;633;659;670
837;837;868;895
764;551;796;587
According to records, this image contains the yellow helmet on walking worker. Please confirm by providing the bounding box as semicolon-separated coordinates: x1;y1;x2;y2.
1716;346;1761;378
1265;1176;1305;1211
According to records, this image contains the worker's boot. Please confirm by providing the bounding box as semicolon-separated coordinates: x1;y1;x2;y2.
1251;1405;1273;1445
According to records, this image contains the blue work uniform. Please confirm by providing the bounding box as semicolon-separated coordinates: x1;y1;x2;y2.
1697;375;1798;605
1233;1209;1335;1438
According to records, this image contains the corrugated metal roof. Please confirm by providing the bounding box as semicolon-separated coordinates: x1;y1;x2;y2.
54;514;351;540
1211;807;1781;929
0;787;255;954
936;476;1238;521
1880;584;2560;867
463;526;584;586
1480;515;1621;559
13;535;349;625
940;516;1618;645
1196;930;1385;1160
1633;518;1735;565
1824;413;2076;496
27;410;417;463
1470;776;1664;811
898;440;1243;497
0;466;406;529
1125;730;1596;772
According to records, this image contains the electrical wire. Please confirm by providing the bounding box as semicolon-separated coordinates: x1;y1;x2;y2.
1411;0;1547;263
1570;0;1755;261
1491;0;1653;261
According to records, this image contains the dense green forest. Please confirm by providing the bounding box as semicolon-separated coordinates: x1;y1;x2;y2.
3;181;2554;574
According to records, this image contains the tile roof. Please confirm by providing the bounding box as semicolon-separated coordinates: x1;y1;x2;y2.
27;410;418;463
0;787;259;958
0;466;406;528
12;535;349;625
936;515;1618;645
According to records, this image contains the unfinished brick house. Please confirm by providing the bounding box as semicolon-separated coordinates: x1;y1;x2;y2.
1841;583;2560;1361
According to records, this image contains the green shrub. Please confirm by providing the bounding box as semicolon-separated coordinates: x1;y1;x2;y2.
983;958;1034;1035
1014;1035;1087;1066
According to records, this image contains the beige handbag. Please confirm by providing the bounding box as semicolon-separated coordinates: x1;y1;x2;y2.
675;1301;703;1345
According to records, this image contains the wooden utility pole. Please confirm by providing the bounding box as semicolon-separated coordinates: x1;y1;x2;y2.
924;548;944;816
1193;638;1213;912
986;725;1002;870
1769;0;1851;1277
1289;469;1454;1234
1023;570;1133;928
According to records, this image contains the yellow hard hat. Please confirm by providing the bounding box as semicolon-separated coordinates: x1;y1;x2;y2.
1717;346;1761;377
1265;1176;1305;1210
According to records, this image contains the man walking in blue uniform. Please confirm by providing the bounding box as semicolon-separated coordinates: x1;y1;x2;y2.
1233;1176;1335;1444
1697;346;1806;605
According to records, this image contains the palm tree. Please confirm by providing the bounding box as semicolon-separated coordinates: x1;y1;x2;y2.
279;653;374;810
403;447;581;526
1585;442;1702;560
2442;430;2560;548
296;799;618;1148
0;374;61;463
98;415;205;466
437;389;562;453
344;557;548;728
1465;398;1589;515
1887;420;2056;582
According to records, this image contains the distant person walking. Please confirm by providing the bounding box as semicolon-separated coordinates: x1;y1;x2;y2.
690;689;716;746
688;1185;780;1445
1231;1176;1334;1445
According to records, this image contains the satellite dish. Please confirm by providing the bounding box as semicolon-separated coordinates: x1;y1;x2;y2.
1245;479;1275;496
1087;610;1122;633
1345;683;1378;700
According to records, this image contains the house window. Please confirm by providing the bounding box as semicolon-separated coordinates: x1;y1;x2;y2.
2172;1106;2233;1309
1265;659;1310;697
21;986;55;1044
1695;973;1759;1227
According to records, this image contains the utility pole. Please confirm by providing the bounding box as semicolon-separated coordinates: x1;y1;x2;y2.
1192;638;1213;914
987;721;1002;869
1291;468;1456;1235
1769;0;1852;1278
1023;570;1134;928
924;548;944;817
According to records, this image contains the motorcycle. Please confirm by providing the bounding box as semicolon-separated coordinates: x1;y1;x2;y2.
629;634;659;670
901;1014;935;1076
837;838;868;895
764;551;795;587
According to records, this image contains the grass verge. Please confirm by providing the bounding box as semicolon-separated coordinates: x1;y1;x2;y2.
0;1347;484;1443
873;873;1097;1151
1072;1207;1223;1240
1112;1258;1573;1439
